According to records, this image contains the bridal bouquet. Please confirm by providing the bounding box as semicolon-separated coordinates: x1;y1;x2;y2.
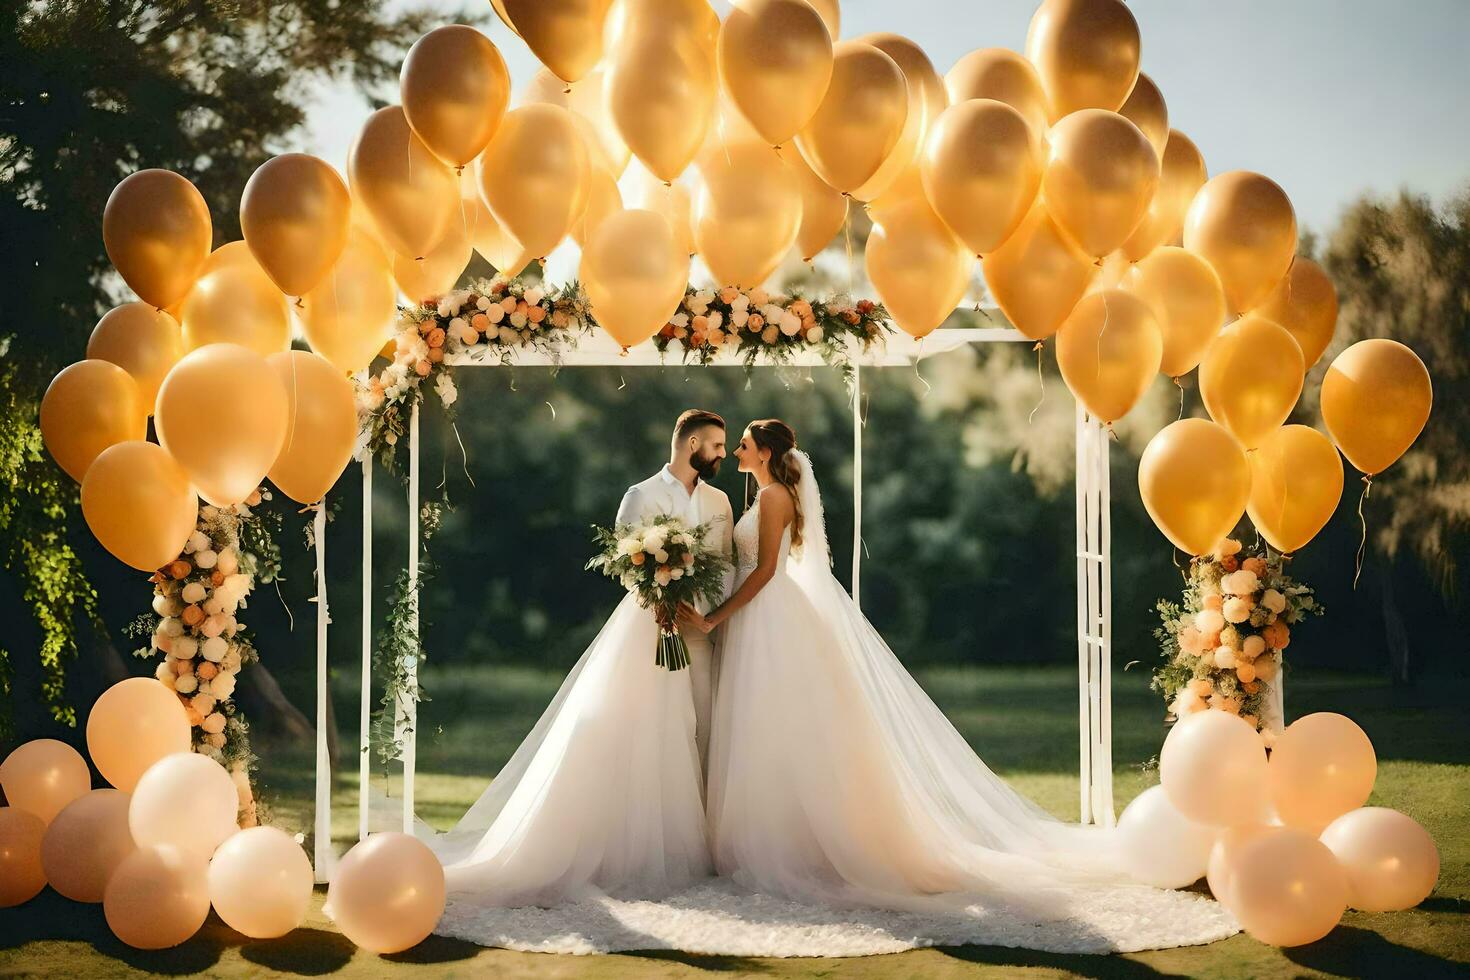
587;515;730;671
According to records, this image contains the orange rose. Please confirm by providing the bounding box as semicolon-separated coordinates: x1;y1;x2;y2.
692;315;709;332
211;570;225;587
427;347;444;363
630;552;645;565
1220;555;1239;572
197;662;219;680
1261;621;1291;650
415;359;432;377
720;286;740;304
1242;557;1267;576
1203;594;1223;612
181;605;204;626
185;706;205;727
747;313;765;330
168;560;192;580
527;305;547;324
471;313;490;332
426;326;446;349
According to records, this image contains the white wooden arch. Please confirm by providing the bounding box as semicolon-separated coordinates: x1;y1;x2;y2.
309;327;1115;878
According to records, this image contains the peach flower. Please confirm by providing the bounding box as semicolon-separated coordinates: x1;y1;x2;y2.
1194;609;1225;635
1187;678;1214;698
1242;557;1267;576
185;706;205;727
181;605;204;626
426;326;446;349
1241;635;1266;660
1214;538;1243;560
1177;626;1204;656
1208;693;1243;715
1236;661;1257;684
527;305;546;324
1254;657;1279;681
500;295;518;313
168;560;192;580
427;347;444;363
415;359;432;376
1261;621;1291;650
1220;555;1239;572
1203;594;1224;612
197;662;219;681
747;313;765;331
1223;596;1252;624
1213;646;1237;669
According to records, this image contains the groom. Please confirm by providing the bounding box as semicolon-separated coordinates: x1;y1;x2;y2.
616;409;734;781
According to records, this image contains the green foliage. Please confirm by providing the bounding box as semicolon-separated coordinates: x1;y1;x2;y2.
371;501;443;764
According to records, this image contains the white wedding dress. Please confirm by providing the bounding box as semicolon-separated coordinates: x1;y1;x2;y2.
426;452;1237;956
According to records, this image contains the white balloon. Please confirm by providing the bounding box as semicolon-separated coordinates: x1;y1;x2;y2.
1116;784;1218;889
129;752;240;860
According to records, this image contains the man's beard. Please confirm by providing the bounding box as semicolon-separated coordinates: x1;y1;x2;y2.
690;450;721;482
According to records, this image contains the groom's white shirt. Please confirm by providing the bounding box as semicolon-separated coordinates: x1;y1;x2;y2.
616;465;733;782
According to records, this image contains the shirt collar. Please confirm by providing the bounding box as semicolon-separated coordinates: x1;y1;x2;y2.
659;465;698;495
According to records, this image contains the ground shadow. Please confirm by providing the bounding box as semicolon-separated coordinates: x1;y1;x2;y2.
239;927;357;975
1285;924;1470;978
935;944;1186;979
619;948;776;973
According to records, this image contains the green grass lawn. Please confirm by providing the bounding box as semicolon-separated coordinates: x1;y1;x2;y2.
2;664;1467;979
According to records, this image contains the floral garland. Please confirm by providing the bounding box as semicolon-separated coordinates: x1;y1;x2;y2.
371;500;441;764
1152;537;1323;738
653;286;892;380
355;276;593;466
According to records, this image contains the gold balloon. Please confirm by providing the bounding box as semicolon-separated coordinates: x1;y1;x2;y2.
392;224;472;302
0;808;46;908
1025;0;1141;121
85;678;193;793
80;441;198;572
921;99;1041;256
155;343;290;506
301;230;397;374
718;0;834;148
1055;289;1162;423
796;41;909;197
632;168;698;256
239;154;352;298
1320;339;1432;476
805;0;840;38
40;360;148;483
1251;257;1338;367
41;789;136;904
1118;72;1168;158
784;147;846;260
0;740;90;826
1183;170;1297;314
266;351;358;505
1199;313;1305;450
327;833;446;954
1247;425;1345;554
694;142;801;288
1139;418;1252;556
572;166;625;248
1042;109;1158;258
102;169;213;309
104;845;212;950
852;33;947;202
461;169;534;275
179;243;292;356
499;0;613;84
478;103;590;260
86;303;185;410
1128;245;1226;378
865;192;973;339
400;26;510;168
1121;128;1208;261
521;67;630;176
944;48;1049;138
348;106;460;260
982;200;1097;341
581;208;690;350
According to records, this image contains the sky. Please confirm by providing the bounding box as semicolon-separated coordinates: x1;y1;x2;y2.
299;0;1470;238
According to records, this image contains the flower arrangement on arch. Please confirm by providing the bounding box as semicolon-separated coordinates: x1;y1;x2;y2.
1151;537;1324;738
653;286;893;378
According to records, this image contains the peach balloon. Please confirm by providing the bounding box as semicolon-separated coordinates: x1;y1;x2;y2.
796;41;909;197
208;826;314;938
40;789;135;903
1247;425;1345;555
1183;170;1297;314
1118;72;1168;158
0;739;90;825
400;26;510;169
87;303;185;410
865;192;973;339
1320;339;1432;477
1268;712;1376;834
805;0;840;37
1138;418;1251;557
1126;245;1226;378
327;832;446;954
852;32;947;203
1250;257;1338;368
463;167;534;274
478;103;591;261
1056;289;1162;423
694;142;801;288
581;209;690;351
982;200;1097;341
129;752;239;861
301;230;397;374
104;845;211;949
155;343;290;506
0;808;46;907
921;99;1042;256
39;360;148;483
631;169;697;257
240;154;352;298
1320;807;1439;912
717;0;834;148
943;48;1049;138
1199;313;1305;451
392;225;472;303
783;147;846;261
1116;785;1217;889
1160;709;1269;827
1042;109;1158;259
572;166;625;249
496;0;613;84
1206;823;1271;906
521;67;630;176
348;106;460;260
102;169;213;309
80;441;199;572
1025;0;1140;120
266;351;358;505
179;244;292;356
86;678;193;793
1228;828;1347;947
1121;129;1208;261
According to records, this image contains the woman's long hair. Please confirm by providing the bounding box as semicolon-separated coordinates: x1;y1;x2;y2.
744;418;804;551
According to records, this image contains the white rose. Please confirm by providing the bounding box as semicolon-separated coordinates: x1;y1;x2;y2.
211;672;237;700
1261;588;1286;613
437;303;452;318
1223;569;1260;596
172;636;198;660
180;582;206;604
202;636;228;662
808;325;824;342
670;312;690;328
222;651;242;673
654;566;673;586
186;530;209;554
731;293;750;311
653;548;669;564
1213;646;1238;669
1223;597;1252;624
174;674;199;695
476;296;491;311
670;566;684;580
162;617;185;638
485;304;506;324
524;287;545;306
152;594;181;617
1242;634;1266;659
616;537;638;556
779;313;802;336
154;661;175;683
202;712;227;735
1194;609;1225;635
706;310;723;330
203;595;224;616
731;309;749;329
194;549;218;570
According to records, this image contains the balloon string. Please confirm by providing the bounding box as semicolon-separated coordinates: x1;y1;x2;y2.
842;195;855;297
545;400;557;421
1172;547;1187;582
274;575;294;632
971;258;984;311
1353;474;1373;590
1175;376;1185;420
912;336;930;396
1095;290;1111;386
1027;341;1046;425
452;420;475;488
